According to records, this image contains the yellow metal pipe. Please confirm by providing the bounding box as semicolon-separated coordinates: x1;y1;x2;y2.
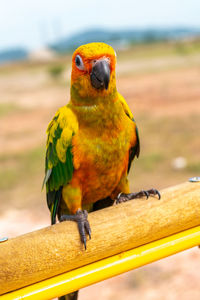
1;225;200;300
1;181;200;295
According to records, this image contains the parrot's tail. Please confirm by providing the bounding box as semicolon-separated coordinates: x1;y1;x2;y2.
59;290;79;300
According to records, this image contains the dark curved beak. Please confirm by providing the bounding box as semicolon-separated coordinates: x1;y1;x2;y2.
90;59;110;90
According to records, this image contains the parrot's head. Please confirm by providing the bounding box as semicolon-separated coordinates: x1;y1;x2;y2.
70;42;117;104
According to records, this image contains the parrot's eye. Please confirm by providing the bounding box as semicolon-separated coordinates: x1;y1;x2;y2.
75;55;84;70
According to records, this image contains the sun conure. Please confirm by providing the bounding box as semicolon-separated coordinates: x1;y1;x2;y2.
44;41;160;241
44;42;160;300
45;42;161;242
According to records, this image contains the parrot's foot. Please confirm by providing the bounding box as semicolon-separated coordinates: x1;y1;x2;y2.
60;209;91;250
116;188;161;204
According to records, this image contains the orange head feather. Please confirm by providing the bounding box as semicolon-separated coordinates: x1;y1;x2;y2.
70;42;117;103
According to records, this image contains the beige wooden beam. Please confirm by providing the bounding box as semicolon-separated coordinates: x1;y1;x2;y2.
0;181;200;295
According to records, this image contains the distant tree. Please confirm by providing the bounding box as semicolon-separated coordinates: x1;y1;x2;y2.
48;65;64;79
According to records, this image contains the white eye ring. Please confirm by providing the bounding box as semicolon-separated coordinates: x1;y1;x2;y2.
75;55;85;70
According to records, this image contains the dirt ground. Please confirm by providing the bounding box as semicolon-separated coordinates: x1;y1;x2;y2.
0;43;200;299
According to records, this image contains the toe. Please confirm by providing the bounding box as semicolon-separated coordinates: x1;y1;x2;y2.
60;210;91;250
143;190;149;199
156;190;161;200
83;236;87;250
77;220;87;249
147;189;161;200
84;221;91;239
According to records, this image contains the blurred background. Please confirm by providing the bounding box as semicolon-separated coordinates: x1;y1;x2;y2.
0;0;200;299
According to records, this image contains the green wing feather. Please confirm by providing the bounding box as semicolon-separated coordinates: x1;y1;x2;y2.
118;93;140;173
44;106;77;225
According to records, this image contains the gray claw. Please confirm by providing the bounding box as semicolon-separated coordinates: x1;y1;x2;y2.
83;237;87;250
84;219;92;240
144;191;149;199
147;189;161;200
60;209;91;250
157;191;161;200
116;188;161;203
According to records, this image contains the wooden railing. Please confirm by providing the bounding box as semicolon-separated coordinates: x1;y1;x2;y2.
0;181;200;299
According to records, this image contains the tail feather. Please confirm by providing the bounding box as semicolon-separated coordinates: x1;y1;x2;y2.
58;290;79;300
57;198;113;300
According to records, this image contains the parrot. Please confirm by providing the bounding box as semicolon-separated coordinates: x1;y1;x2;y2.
43;42;160;300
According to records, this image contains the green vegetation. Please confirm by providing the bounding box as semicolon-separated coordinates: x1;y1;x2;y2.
0;146;44;190
187;161;200;173
118;39;200;61
48;64;65;79
0;103;21;118
139;152;164;171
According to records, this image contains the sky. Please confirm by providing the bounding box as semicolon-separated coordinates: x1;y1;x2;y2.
0;0;200;51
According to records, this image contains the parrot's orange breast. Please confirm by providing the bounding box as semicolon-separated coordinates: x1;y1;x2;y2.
71;113;136;204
